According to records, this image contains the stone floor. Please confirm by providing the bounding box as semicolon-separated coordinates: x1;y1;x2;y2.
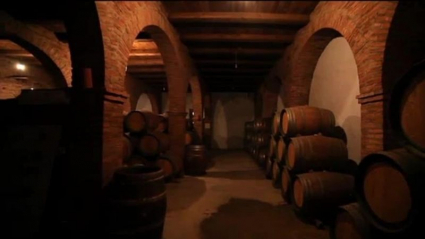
163;150;329;239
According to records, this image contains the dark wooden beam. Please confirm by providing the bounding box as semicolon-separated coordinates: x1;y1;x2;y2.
181;33;294;43
168;12;310;25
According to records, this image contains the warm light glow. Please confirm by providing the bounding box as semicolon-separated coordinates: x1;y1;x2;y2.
30;88;34;90
16;63;26;71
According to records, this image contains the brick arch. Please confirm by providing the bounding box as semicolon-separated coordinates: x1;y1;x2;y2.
279;1;398;157
95;1;195;176
0;12;71;86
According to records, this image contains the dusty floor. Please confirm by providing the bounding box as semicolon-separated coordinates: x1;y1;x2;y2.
163;150;329;239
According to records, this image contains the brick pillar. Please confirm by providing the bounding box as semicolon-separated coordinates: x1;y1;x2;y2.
102;91;127;185
167;111;187;177
203;93;212;148
357;91;385;158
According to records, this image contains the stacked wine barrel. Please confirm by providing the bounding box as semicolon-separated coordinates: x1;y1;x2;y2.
251;106;359;226
122;110;177;182
328;60;425;239
244;118;272;167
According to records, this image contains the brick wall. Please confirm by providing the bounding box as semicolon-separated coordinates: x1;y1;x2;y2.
268;1;399;157
0;56;63;99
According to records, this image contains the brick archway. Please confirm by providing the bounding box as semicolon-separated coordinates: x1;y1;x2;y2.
277;1;398;157
0;12;71;87
95;1;199;176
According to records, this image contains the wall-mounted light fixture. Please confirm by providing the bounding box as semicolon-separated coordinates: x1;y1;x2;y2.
16;63;26;71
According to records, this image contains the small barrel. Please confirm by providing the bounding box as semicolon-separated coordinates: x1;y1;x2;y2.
255;117;272;133
255;133;270;147
292;172;355;214
257;147;268;167
287;135;348;173
281;106;335;137
272;160;282;188
124;111;162;135
184;145;208;176
101;165;166;238
276;136;288;165
356;148;425;233
281;166;295;203
155;156;176;182
265;157;274;179
123;134;138;160
138;132;170;159
185;131;201;146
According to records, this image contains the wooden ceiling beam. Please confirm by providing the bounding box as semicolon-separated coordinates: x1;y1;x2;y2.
126;66;165;73
181;33;294;43
189;47;282;55
127;59;164;66
195;59;274;65
168;12;310;25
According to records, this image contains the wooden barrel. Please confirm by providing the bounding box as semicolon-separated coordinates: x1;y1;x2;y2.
272;110;282;136
292;172;355;214
155;115;168;133
255;117;272;132
389;59;425;155
281;166;295;203
323;126;348;145
272;161;282;188
330;203;371;239
257;147;268;167
276;136;288;165
185;131;201;146
124;111;162;134
265;157;273;179
287;135;348;173
123;135;137;160
356;148;425;233
101;165;166;238
281;106;335;137
184;145;208;176
138;132;170;158
154;156;176;182
268;135;277;158
255;133;270;147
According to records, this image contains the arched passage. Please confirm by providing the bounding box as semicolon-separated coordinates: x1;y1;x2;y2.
135;93;153;112
309;36;361;162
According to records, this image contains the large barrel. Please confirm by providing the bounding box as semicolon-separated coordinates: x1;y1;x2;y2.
356;148;425;233
138;132;170;158
323;126;348;144
184;145;208;175
388;59;425;155
292;172;355;214
276;136;288;165
287;135;348;173
272;110;282;136
124;111;162;134
101;166;166;238
154;156;176;182
281;166;295;203
268;135;277;158
281;106;335;137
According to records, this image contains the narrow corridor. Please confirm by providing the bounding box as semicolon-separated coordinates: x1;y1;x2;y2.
163;150;329;239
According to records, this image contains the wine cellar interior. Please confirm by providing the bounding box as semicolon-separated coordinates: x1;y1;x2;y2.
0;1;424;239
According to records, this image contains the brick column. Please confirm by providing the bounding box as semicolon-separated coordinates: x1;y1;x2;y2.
102;91;127;185
357;91;385;158
167;111;187;177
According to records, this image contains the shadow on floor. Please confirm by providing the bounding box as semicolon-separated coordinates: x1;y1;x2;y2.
200;198;329;239
201;170;265;180
166;177;206;212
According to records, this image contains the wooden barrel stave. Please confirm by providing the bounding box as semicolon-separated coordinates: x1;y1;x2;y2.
185;145;208;176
